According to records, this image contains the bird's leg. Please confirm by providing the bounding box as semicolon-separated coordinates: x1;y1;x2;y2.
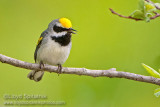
32;61;44;77
28;62;44;79
39;61;44;70
57;64;62;76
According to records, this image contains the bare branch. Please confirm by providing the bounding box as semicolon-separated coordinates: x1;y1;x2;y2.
109;8;160;21
151;12;160;19
0;54;160;86
145;0;160;10
109;0;160;21
109;8;142;21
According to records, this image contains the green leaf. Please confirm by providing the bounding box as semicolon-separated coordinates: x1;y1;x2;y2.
146;13;153;17
144;13;153;22
130;10;145;19
155;3;160;8
154;88;160;97
144;15;151;22
144;17;150;22
142;63;160;78
145;1;157;12
145;17;150;22
138;0;145;12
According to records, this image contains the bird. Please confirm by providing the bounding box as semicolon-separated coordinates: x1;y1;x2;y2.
27;18;76;82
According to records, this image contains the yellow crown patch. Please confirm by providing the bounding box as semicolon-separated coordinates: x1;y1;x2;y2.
59;18;72;28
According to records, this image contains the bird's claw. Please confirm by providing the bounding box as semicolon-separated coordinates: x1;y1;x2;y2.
57;64;62;76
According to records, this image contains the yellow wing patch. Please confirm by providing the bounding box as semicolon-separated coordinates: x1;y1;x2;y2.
37;37;43;45
59;18;72;28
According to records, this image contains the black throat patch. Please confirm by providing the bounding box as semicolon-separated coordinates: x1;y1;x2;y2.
51;33;71;46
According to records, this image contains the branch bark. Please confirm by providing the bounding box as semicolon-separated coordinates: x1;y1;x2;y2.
109;8;160;21
109;8;142;21
109;0;160;21
0;54;160;86
145;0;160;9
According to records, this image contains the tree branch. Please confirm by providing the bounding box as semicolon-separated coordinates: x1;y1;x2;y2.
109;0;160;21
0;54;160;86
151;12;160;19
109;8;142;21
145;0;160;10
109;8;160;21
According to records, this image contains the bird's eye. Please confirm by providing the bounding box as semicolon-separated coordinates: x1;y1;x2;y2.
53;25;68;33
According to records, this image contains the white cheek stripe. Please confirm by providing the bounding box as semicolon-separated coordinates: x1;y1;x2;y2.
53;31;67;37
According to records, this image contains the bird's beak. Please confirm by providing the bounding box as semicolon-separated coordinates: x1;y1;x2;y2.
68;28;77;34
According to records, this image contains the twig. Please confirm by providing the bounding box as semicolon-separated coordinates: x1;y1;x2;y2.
145;0;160;10
109;0;160;21
0;54;160;86
109;8;142;21
151;12;160;19
109;8;160;21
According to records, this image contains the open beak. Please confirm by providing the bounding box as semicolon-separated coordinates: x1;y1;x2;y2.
68;28;77;34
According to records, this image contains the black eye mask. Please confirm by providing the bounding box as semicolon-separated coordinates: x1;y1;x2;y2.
53;25;68;33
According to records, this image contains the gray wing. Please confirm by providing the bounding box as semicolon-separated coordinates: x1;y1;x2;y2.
34;30;48;62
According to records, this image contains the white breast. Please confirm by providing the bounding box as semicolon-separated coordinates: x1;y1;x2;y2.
36;36;71;65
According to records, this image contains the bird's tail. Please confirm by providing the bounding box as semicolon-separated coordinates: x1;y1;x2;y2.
27;70;44;82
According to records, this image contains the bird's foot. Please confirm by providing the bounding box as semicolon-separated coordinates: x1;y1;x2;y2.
57;64;62;76
39;61;44;70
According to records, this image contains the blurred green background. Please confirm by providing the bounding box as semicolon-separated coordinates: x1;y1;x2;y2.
0;0;160;107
